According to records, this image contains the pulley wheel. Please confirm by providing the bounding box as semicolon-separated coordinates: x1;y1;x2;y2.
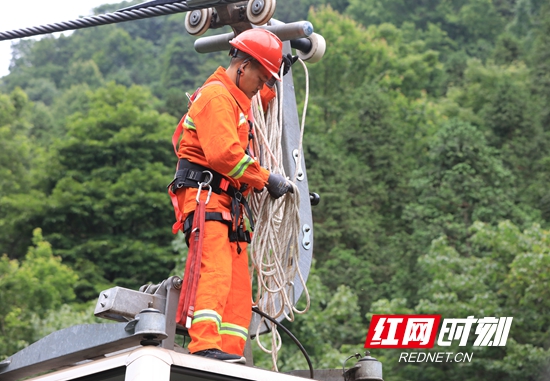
185;8;213;36
246;0;276;25
297;33;326;63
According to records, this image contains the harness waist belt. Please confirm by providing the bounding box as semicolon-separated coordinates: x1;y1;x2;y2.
170;158;256;250
170;158;230;195
183;211;231;233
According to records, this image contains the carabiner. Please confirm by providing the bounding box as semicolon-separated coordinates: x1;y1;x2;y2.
202;171;213;186
196;171;213;205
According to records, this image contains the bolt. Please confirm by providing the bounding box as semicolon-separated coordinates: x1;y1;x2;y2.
173;277;183;290
190;10;202;26
251;0;265;15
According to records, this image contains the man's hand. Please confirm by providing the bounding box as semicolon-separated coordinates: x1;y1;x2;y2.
266;173;293;199
282;53;299;76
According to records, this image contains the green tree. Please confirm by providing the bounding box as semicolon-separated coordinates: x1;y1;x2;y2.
0;228;77;359
4;22;159;95
296;7;445;313
405;119;530;244
507;0;535;38
0;88;29;197
492;32;523;64
274;0;349;23
445;59;546;218
401;119;534;302
158;28;225;117
346;0;510;66
530;2;550;128
457;0;505;42
61;60;104;89
38;82;177;299
0;88;47;260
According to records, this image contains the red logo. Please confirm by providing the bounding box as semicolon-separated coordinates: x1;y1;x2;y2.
364;315;442;349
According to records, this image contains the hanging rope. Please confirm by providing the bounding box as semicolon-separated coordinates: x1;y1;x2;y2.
249;58;311;370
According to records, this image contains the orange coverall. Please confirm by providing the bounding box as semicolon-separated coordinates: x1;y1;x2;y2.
174;66;274;355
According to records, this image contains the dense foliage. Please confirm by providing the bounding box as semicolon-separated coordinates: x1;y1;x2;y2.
1;0;549;379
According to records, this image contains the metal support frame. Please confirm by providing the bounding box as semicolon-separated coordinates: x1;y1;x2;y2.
94;276;183;349
159;277;182;349
0;310;167;381
0;277;182;381
194;20;314;53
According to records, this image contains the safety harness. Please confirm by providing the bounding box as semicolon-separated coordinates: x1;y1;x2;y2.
167;80;256;253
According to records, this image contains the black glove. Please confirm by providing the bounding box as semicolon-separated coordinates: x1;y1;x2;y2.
266;173;293;199
266;54;299;88
282;53;299;76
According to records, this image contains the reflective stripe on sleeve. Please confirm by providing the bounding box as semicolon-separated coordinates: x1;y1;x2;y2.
184;115;196;131
227;154;253;179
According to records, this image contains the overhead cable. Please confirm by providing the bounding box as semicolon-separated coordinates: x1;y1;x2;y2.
0;0;243;41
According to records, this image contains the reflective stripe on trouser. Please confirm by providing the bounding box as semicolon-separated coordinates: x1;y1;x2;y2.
220;322;248;341
191;309;221;330
187;219;252;356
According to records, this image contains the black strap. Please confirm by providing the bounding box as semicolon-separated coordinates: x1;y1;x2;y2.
223;185;255;232
169;159;227;195
183;211;231;234
171;159;256;232
183;211;250;246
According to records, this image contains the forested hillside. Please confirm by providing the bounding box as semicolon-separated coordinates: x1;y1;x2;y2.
1;0;549;379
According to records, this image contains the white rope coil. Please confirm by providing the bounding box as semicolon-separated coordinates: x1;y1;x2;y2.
249;59;311;370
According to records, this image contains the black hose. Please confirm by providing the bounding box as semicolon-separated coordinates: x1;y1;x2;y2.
251;306;314;379
0;0;244;41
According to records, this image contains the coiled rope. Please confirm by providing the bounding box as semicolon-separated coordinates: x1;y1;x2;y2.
0;0;245;41
249;58;311;370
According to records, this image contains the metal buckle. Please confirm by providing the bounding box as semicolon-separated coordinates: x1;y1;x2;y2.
196;171;213;204
234;191;243;203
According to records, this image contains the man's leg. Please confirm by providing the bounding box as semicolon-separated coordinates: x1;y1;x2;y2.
220;241;252;356
187;221;232;353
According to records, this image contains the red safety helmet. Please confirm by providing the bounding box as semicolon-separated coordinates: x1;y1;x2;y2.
229;29;283;81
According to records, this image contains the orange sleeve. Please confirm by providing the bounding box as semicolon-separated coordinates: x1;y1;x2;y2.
192;93;269;190
260;86;276;111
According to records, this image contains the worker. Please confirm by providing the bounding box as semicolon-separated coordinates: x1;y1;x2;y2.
169;28;295;363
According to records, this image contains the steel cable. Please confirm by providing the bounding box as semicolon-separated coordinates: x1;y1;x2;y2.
0;0;244;41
